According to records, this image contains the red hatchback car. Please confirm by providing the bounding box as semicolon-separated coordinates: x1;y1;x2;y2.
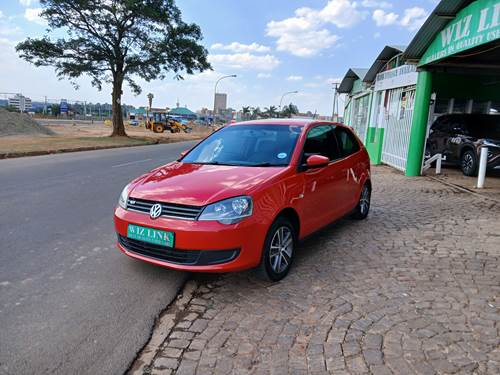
114;119;371;281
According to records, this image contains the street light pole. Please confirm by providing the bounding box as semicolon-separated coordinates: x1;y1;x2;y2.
331;83;339;122
279;91;299;117
213;74;236;123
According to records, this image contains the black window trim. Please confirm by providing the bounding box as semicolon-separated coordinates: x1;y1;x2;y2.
297;123;361;172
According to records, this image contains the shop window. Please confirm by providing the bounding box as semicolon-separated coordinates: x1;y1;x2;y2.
489;102;500;114
452;99;467;113
472;101;489;114
434;98;449;115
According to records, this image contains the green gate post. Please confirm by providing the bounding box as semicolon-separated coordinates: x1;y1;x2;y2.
406;71;432;176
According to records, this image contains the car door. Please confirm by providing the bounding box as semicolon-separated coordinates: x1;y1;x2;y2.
334;127;363;214
298;125;345;235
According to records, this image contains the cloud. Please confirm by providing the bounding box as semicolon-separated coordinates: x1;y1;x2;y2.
211;42;271;53
19;0;36;6
24;8;46;25
371;6;428;30
257;73;271;79
318;0;364;28
361;0;393;8
372;9;399;26
209;53;280;71
0;10;3;19
400;7;428;31
287;75;303;81
266;0;363;57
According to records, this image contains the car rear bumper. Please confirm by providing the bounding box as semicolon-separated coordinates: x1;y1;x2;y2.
114;207;266;272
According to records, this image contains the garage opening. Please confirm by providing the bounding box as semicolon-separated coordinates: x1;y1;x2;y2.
423;39;500;177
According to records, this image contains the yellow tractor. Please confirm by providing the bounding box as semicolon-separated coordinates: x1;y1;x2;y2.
146;111;192;133
146;111;169;133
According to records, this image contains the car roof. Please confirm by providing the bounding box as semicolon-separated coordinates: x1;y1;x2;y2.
231;118;345;127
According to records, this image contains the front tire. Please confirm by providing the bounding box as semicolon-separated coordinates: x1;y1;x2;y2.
154;123;164;133
258;217;296;282
461;149;477;176
352;183;371;220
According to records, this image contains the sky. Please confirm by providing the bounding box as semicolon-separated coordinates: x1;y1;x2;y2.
0;0;439;115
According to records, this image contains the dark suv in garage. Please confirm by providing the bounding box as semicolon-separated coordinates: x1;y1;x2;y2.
426;114;500;176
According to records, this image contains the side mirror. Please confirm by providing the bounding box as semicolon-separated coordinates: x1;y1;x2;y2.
179;150;188;159
306;155;329;168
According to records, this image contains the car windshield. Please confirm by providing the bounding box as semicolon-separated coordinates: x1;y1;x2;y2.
182;124;303;166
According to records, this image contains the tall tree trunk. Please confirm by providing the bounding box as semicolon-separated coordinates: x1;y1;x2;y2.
111;77;127;137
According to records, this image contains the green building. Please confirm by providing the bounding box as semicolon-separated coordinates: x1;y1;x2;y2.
339;68;370;143
341;0;500;176
403;0;500;176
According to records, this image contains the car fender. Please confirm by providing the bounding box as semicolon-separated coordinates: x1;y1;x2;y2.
251;172;305;233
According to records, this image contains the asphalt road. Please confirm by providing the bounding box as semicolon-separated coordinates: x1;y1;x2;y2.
0;141;197;375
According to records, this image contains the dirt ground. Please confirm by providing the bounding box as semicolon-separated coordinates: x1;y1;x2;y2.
0;120;211;157
424;165;500;202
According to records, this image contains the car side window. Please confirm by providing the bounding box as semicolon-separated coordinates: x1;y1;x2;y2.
302;125;341;163
335;127;360;157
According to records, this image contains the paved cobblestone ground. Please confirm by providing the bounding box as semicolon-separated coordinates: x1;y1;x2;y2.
136;166;500;375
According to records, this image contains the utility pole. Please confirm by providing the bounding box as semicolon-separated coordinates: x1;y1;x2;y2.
331;83;339;122
44;96;47;116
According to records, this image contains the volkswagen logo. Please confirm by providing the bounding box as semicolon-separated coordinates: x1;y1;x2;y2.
149;203;162;219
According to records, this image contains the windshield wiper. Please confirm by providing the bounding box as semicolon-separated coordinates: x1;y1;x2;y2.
248;162;287;167
192;161;237;166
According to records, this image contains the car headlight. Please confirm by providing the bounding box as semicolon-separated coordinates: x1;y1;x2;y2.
118;184;130;209
198;196;253;224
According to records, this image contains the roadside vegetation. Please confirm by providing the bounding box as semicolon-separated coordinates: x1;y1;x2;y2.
16;0;211;137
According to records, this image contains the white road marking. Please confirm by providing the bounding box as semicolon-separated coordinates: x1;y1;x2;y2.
112;159;152;168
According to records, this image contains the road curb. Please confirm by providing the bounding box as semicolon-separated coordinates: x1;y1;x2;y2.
127;279;199;375
0;137;204;160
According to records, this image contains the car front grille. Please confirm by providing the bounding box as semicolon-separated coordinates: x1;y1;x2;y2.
118;235;201;264
118;235;240;266
127;197;203;220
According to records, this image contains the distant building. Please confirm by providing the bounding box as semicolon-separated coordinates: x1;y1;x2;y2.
214;93;227;114
8;94;32;112
168;106;197;120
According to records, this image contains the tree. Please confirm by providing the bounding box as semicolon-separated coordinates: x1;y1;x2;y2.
281;103;299;118
263;105;278;118
16;0;211;137
241;106;251;121
50;104;61;116
250;107;261;120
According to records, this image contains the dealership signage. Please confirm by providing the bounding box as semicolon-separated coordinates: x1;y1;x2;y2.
374;64;417;91
60;99;68;114
421;0;500;65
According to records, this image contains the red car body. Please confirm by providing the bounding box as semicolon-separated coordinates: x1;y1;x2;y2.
114;119;370;274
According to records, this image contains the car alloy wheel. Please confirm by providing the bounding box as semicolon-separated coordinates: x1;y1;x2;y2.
269;226;293;274
352;182;371;220
461;150;477;176
258;217;296;281
359;185;370;216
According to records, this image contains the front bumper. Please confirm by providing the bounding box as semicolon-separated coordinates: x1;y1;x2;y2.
114;206;267;272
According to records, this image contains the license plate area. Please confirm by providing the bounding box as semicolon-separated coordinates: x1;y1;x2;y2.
127;224;175;248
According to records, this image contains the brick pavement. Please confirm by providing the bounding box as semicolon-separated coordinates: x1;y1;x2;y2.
132;166;500;375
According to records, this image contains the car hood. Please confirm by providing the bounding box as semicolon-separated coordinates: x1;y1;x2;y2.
129;162;286;206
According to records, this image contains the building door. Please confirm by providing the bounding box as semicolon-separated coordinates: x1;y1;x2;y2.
351;94;370;144
381;86;416;171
